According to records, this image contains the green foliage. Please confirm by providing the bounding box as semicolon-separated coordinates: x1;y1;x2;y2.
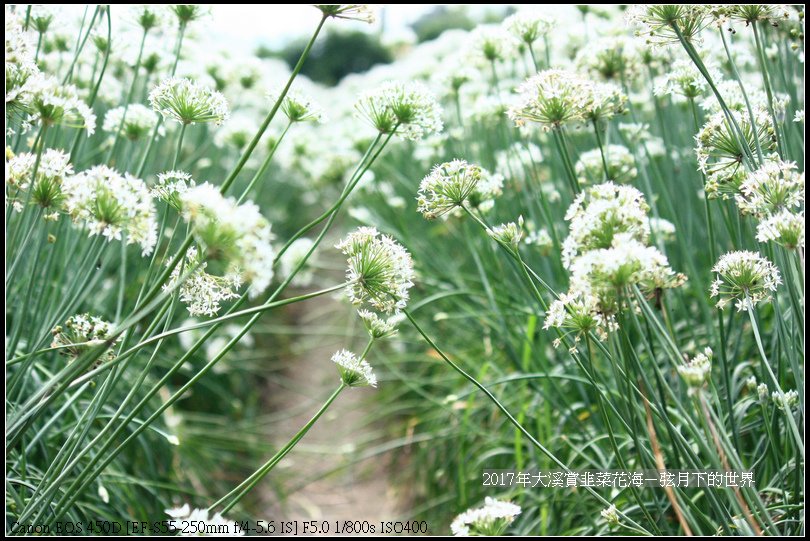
261;30;393;86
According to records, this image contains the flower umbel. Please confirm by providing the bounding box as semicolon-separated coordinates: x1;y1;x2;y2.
164;246;242;317
21;73;96;134
332;349;377;388
6;148;73;209
756;210;804;250
315;5;375;24
149;77;230;126
51;313;120;366
710;251;781;311
151;170;196;211
417;159;483;219
507;70;590;130
337;227;414;314
62;166;158;255
544;290;618;348
179;183;275;298
678;347;713;388
102;104;164;141
355;81;443;141
357;309;399;339
450;497;521;536
736;159;804;218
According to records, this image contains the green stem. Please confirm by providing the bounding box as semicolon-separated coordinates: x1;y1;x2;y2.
236;121;292;204
593;120;610;181
218;14;327;197
751;21;785;158
746;307;804;454
403;309;651;535
106;28;149;163
61;6;100;85
551;128;580;194
672;23;756;170
719;27;764;164
212;384;346;514
172;123;187;170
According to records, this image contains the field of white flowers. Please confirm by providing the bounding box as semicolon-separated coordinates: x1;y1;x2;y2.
5;4;805;537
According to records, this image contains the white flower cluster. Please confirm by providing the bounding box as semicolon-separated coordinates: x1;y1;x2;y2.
5;14;39;111
357;309;399;339
213;114;259;151
417;159;483;219
51;313;120;365
575;35;641;83
466;25;515;65
581;81;628;124
547;182;685;345
626;5;709;46
715;5;792;26
544;290;619;348
332;349;377;388
19;73;96;135
575;145;637;185
696;108;776;196
507;70;626;130
315;4;375;24
151;170;196;211
649;217;677;243
601;503;620;526
62;166;158;255
179;183;275;299
561;182;650;268
164;246;242;317
355;81;443;141
27;5;60;33
653;59;707;100
149;77;230;126
756;210;804;250
268;88;326;123
6;148;73;210
504;10;555;46
102;104;164;141
488;218;524;250
336;227;415;314
569;235;684;299
170;5;212;26
450;497;522;536
507;69;590;129
710;251;781;311
678;347;713;388
772;389;800;411
737;159;804;250
129;5;165;31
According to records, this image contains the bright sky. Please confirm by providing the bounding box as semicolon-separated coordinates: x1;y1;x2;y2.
204;4;430;51
55;5;542;52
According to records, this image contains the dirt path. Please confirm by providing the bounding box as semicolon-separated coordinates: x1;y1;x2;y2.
255;292;404;534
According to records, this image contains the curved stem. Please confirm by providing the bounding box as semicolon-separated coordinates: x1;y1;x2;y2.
212;384;346;514
403;309;651;535
219;14;328;196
